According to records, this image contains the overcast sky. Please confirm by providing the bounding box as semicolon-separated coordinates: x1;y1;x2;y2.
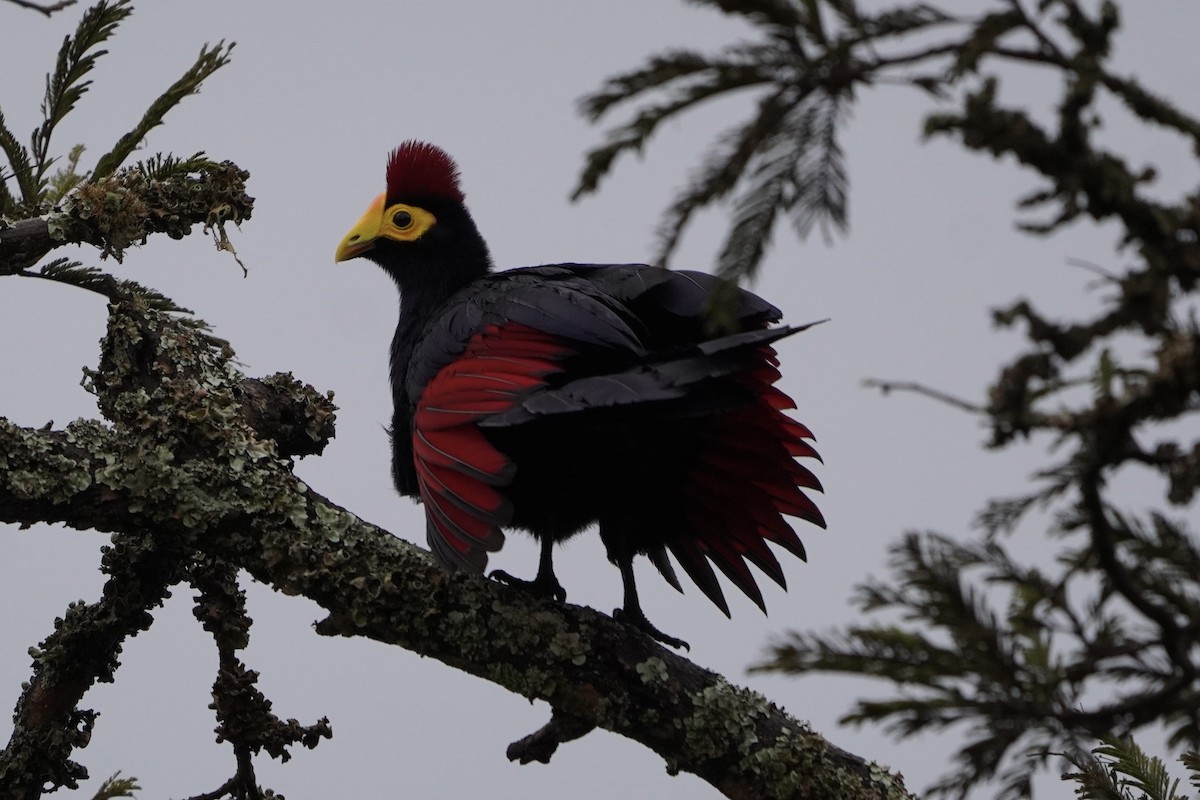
2;2;1197;798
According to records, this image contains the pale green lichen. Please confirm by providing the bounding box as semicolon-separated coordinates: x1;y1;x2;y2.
2;302;328;554
485;661;558;701
672;676;908;800
867;761;915;800
0;420;97;505
259;372;337;447
314;505;354;542
594;692;635;732
636;656;668;685
7;470;46;499
548;631;588;666
684;678;767;759
734;726;873;800
51;158;254;261
44;211;70;243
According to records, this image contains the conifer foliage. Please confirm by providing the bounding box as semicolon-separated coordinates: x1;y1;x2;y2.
580;1;1200;797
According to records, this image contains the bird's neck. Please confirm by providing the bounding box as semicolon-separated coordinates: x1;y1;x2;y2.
387;245;491;407
391;278;449;375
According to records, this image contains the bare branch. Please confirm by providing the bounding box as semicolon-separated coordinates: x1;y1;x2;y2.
861;378;985;414
0;530;188;799
2;0;76;17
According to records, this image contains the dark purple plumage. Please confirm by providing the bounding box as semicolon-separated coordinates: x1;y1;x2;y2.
336;143;825;649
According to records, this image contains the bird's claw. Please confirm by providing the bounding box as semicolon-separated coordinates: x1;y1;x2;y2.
490;569;568;603
612;607;690;651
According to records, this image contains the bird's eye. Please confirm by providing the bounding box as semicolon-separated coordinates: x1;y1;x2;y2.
392;210;413;230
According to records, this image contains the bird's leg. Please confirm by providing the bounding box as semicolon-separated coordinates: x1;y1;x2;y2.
490;535;567;602
611;557;689;651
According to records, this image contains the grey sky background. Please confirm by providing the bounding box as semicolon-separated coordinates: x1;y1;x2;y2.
2;2;1196;798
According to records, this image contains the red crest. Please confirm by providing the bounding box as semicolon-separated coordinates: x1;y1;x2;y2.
386;141;465;204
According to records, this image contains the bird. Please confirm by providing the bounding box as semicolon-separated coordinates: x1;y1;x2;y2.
334;140;824;649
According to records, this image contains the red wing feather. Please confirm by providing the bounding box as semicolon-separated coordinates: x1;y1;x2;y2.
670;348;824;613
413;428;513;484
668;538;730;617
414;323;570;572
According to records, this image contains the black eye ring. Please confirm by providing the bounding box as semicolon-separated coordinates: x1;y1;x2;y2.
392;210;413;229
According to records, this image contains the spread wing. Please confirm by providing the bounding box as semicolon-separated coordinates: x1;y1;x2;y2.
412;322;569;571
409;267;646;572
409;263;824;598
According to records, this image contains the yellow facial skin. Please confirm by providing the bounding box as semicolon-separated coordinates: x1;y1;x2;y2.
334;193;438;262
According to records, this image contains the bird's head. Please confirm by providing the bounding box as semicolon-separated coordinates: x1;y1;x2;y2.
335;141;491;287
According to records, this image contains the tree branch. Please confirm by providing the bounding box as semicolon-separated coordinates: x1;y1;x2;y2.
861;378;984;414
192;556;332;798
0;300;911;800
0;157;253;271
0;530;188;799
2;0;76;17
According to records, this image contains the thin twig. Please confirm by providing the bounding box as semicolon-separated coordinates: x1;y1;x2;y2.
1007;0;1071;62
177;775;239;800
862;378;985;414
3;0;77;16
1065;256;1120;283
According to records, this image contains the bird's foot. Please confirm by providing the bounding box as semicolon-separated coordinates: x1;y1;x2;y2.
613;607;690;651
490;570;568;603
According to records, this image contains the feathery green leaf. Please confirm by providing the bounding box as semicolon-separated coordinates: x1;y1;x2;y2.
93;41;236;179
686;0;806;29
23;258;230;353
45;143;87;204
572;65;774;203
1062;738;1197;800
89;771;140;800
1182;751;1200;792
573;45;782;203
652;89;794;266
1095;737;1182;800
578;49;718;121
31;0;134;198
786;90;848;243
864;3;956;38
0;106;36;212
715;137;792;284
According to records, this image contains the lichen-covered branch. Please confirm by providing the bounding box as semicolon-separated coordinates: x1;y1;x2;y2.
0;156;253;272
191;556;332;798
0;529;187;800
0;300;910;800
